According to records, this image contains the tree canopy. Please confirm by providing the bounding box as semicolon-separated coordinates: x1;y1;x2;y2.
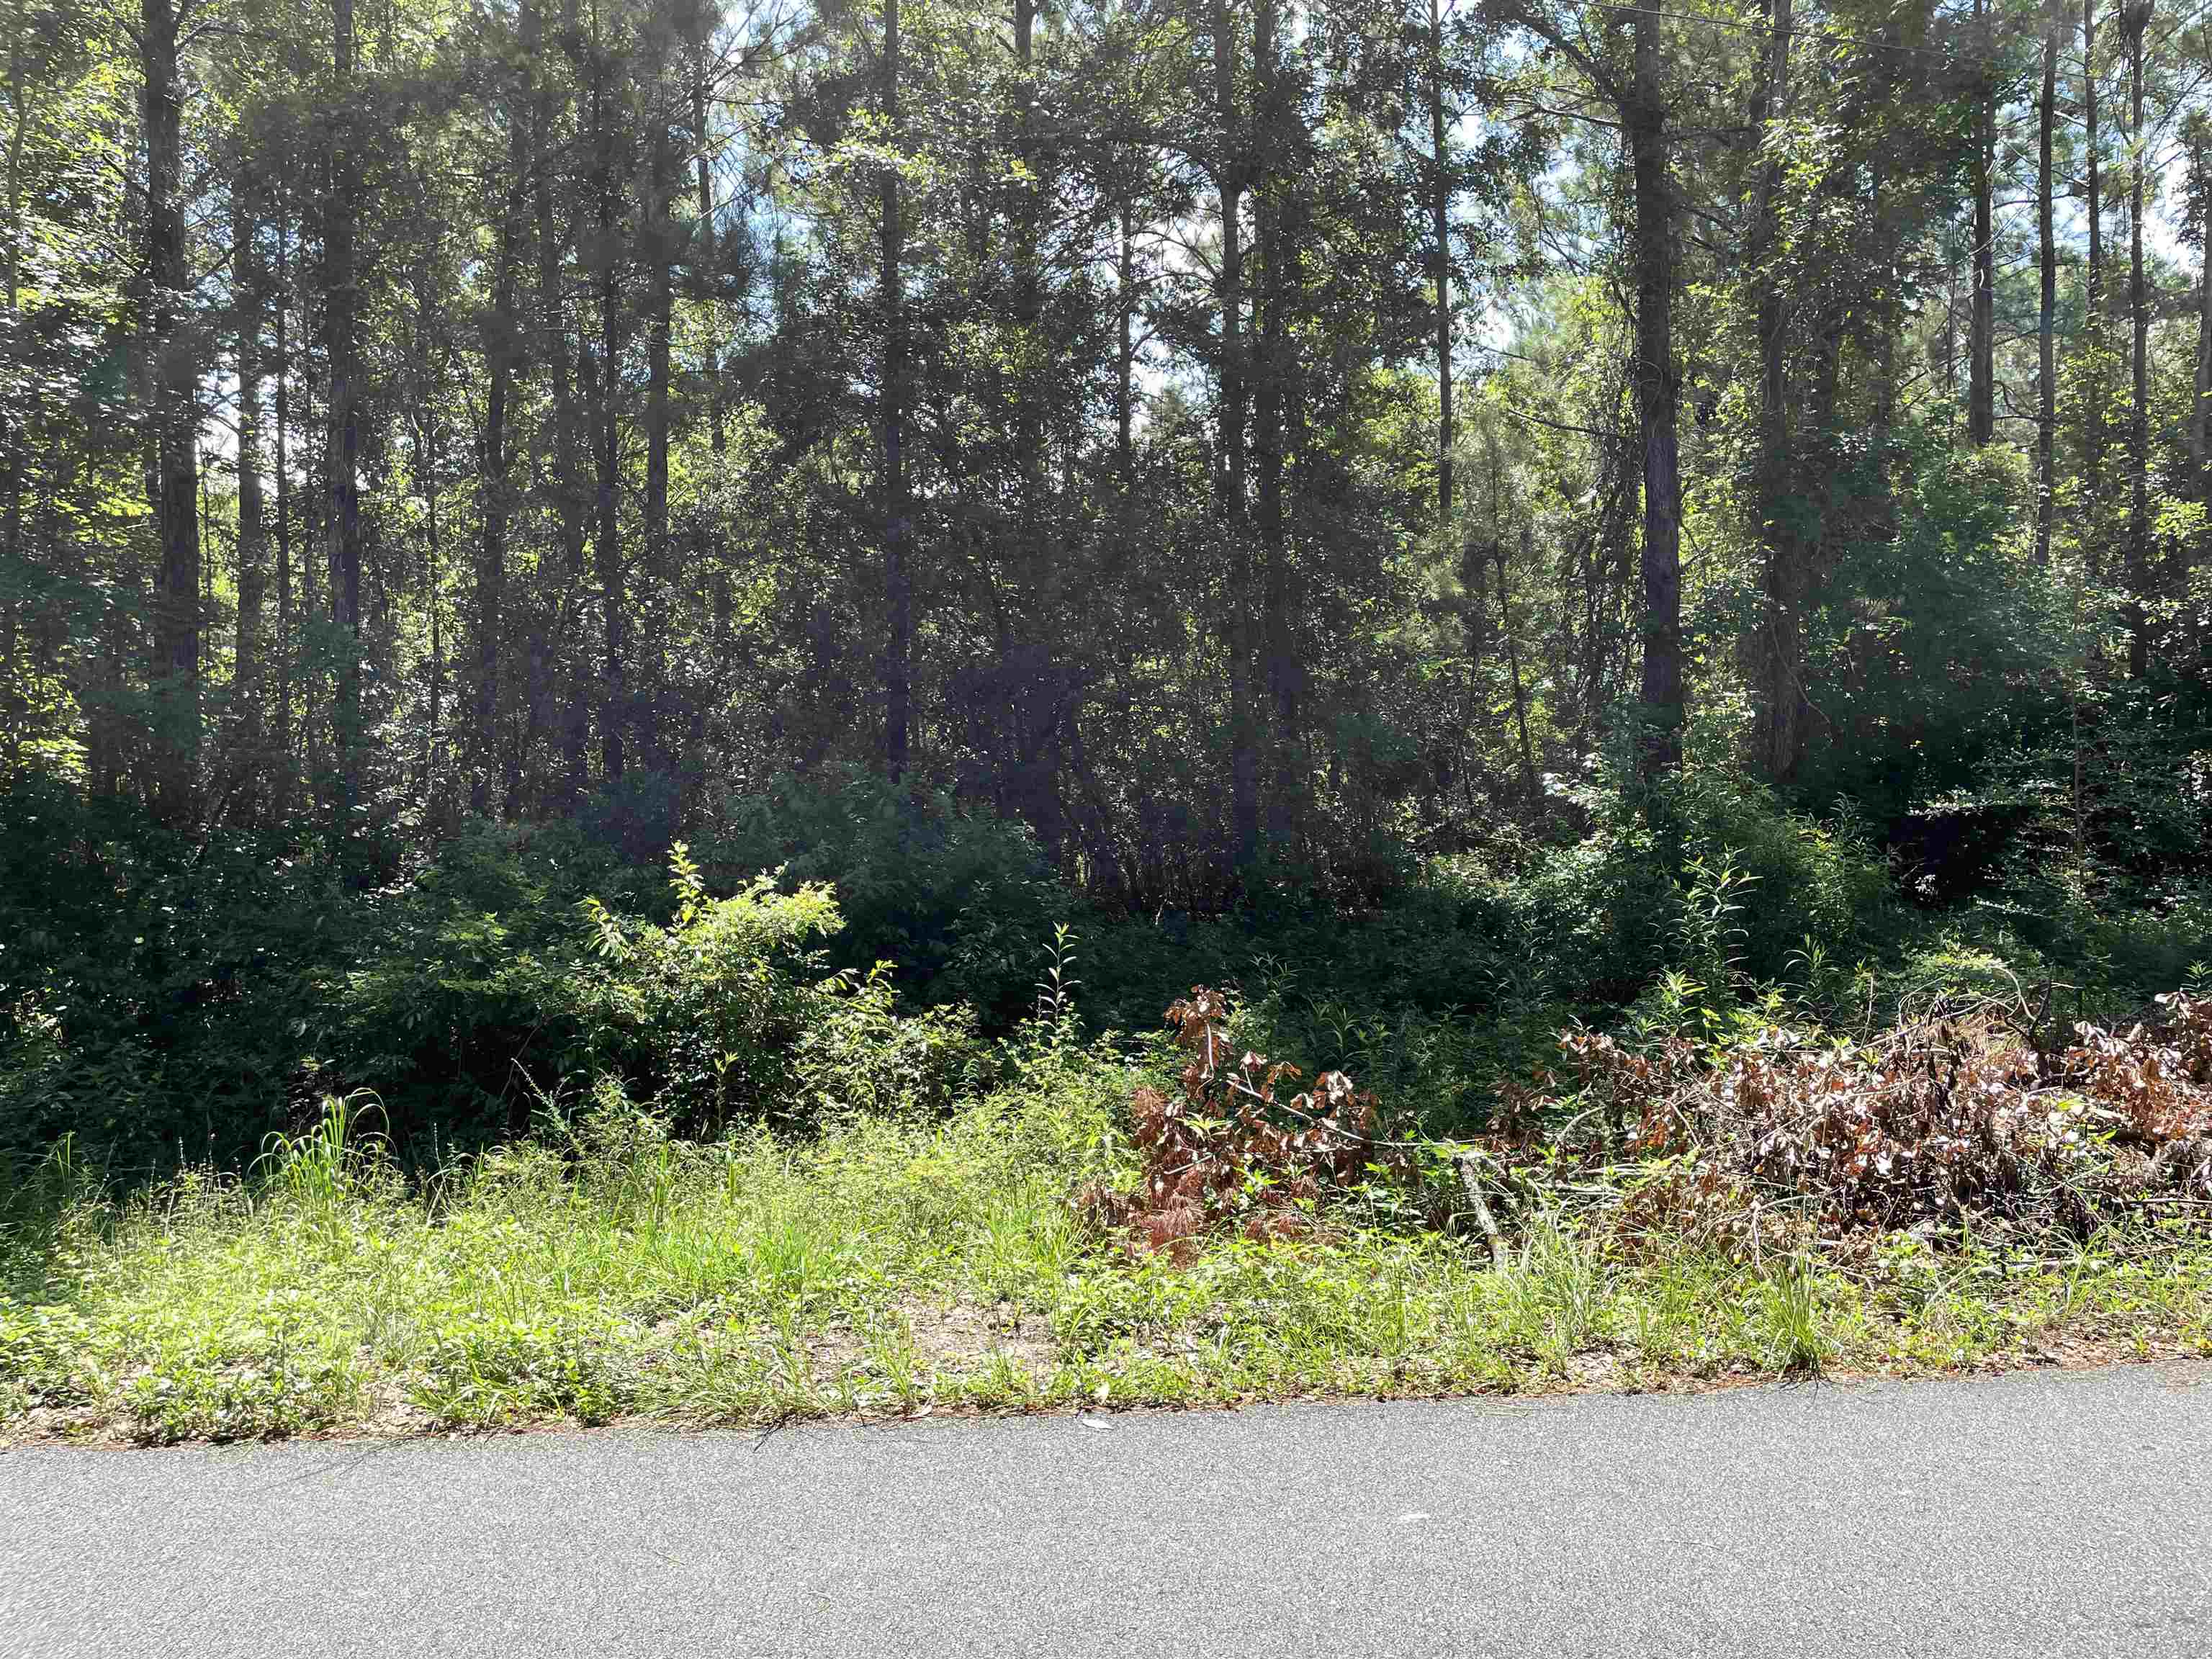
0;0;2206;909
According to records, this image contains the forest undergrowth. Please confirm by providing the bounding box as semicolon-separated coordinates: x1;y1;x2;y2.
6;886;2211;1445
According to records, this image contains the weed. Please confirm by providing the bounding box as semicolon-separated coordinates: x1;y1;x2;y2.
1757;1255;1828;1375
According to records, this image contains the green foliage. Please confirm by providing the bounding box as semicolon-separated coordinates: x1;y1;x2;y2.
1798;428;2061;822
699;768;1067;1020
0;803;992;1169
1655;766;1893;991
574;846;848;1135
331;840;979;1148
0;779;354;1170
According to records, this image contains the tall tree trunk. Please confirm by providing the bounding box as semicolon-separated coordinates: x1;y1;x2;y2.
325;0;364;822
143;0;200;822
644;106;673;775
1007;0;1064;853
1869;152;1899;520
2083;0;2105;549
690;35;726;781
2085;0;2104;303
1499;526;1538;798
1210;0;1256;867
233;181;267;714
413;379;444;805
1750;0;1799;782
880;0;912;780
2184;117;2212;662
2123;0;2151;678
2193;127;2212;504
1253;0;1296;847
274;189;295;804
1116;195;1136;493
1;14;30;768
1011;0;1041;487
530;0;587;812
476;74;530;817
590;40;625;786
1628;20;1681;775
1429;0;1453;527
298;233;322;788
2036;7;2059;567
1968;0;1996;447
691;47;723;460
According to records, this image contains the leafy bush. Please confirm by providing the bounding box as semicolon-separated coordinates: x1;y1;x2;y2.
1451;822;1675;1004
699;766;1067;1019
0;779;351;1169
1655;766;1893;986
793;964;986;1119
575;846;845;1133
328;842;981;1146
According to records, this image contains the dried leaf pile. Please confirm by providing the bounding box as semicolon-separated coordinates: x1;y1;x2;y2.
1077;989;1421;1259
1528;990;2212;1242
1086;987;2212;1260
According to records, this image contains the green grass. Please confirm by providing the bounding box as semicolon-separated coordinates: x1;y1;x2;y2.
5;1063;2211;1445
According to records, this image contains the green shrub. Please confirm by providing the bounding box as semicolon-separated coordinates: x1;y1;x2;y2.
0;779;353;1169
698;766;1066;1019
576;845;845;1133
325;842;986;1148
1656;767;1893;986
793;964;986;1118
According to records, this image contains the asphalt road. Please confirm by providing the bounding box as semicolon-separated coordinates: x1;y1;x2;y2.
4;1362;2208;1658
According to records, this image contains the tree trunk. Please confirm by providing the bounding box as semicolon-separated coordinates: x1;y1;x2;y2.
274;189;295;803
691;35;726;783
2124;0;2151;678
2194;129;2211;664
1460;531;1486;675
2193;127;2211;505
1254;0;1296;848
233;180;266;711
413;377;444;806
1116;195;1136;493
1869;151;1899;517
1429;0;1453;527
692;48;723;460
1628;21;1681;775
297;233;323;789
2083;0;2105;544
644;107;674;775
1969;0;1996;448
143;0;200;821
1501;526;1538;797
325;0;364;821
2;18;31;768
591;38;625;785
1750;0;1799;782
1007;0;1065;855
2036;8;2059;567
1211;0;1256;867
476;74;529;817
881;0;912;780
530;0;586;813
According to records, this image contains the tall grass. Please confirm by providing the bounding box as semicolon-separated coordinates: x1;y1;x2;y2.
4;1053;2209;1443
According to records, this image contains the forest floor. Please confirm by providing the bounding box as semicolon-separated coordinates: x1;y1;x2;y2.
5;1064;2211;1447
